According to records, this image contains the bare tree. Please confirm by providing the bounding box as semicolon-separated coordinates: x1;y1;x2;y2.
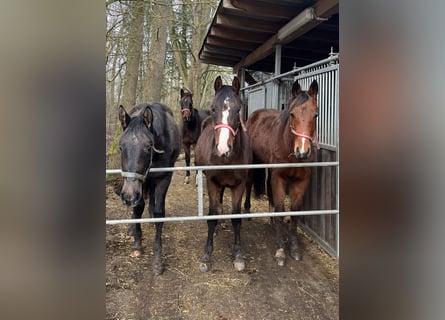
143;0;170;102
121;0;146;108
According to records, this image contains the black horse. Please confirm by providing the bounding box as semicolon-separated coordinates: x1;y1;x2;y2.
195;76;251;272
180;89;211;184
118;102;180;275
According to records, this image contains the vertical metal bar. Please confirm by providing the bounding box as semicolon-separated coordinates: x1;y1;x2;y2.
197;169;204;217
327;69;330;145
320;74;328;143
335;63;340;257
322;71;326;145
275;44;282;75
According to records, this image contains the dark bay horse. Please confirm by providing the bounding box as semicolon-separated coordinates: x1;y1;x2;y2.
180;89;211;184
245;80;319;266
118;102;181;275
195;76;251;272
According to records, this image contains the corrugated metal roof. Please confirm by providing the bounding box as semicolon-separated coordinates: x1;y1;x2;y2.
198;0;339;73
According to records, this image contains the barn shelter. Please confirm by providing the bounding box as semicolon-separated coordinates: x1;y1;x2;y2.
199;0;340;257
199;0;338;74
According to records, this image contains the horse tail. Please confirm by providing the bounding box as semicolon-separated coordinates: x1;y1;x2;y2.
252;167;266;198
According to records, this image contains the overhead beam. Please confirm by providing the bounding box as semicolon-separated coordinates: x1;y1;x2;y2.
210;25;270;43
207;36;259;51
225;0;301;20
203;44;247;58
216;14;282;33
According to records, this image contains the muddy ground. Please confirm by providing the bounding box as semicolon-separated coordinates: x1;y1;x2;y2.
106;159;338;320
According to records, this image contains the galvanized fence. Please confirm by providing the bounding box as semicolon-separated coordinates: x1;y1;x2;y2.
107;55;339;257
106;161;339;257
243;53;339;150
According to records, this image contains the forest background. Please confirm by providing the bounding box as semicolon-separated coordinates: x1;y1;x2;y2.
106;0;232;168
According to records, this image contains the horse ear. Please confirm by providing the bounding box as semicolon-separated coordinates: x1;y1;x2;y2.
232;76;240;95
143;106;153;128
214;76;223;93
118;105;131;130
180;88;185;98
291;81;302;100
308;80;319;97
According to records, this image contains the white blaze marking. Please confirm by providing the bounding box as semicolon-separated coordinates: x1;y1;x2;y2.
217;97;231;155
301;137;307;153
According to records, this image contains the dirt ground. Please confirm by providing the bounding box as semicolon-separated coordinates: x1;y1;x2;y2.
106;159;339;320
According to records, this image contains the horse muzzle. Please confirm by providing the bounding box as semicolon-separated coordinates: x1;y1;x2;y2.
295;147;310;160
120;179;143;207
215;144;232;157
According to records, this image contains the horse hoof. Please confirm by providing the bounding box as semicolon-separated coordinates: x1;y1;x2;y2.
152;258;164;276
199;262;210;273
275;248;286;267
233;258;245;272
153;264;164;276
291;249;301;261
130;250;142;257
184;176;190;184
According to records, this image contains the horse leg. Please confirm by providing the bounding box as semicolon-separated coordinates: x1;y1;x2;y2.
129;200;145;257
267;169;274;223
200;181;221;272
151;174;173;275
184;144;191;184
231;184;245;271
270;173;287;266
288;179;310;261
244;169;252;214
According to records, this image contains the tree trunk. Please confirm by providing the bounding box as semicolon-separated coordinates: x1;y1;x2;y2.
189;1;212;109
143;0;170;102
121;0;145;109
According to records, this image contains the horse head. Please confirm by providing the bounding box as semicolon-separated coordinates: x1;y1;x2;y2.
211;76;243;157
118;104;163;206
287;80;319;160
180;89;194;122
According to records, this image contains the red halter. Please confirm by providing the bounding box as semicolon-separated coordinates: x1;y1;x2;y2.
181;108;191;117
214;124;238;136
290;126;320;150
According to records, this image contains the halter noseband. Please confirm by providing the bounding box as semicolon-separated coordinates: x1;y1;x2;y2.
213;113;247;137
181;108;191;118
120;146;165;182
214;124;238;136
290;126;320;150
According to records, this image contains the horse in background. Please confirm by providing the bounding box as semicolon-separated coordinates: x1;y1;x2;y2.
180;89;211;184
195;76;251;273
245;80;319;266
118;102;181;275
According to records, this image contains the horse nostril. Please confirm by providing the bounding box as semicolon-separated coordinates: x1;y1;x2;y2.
121;192;140;206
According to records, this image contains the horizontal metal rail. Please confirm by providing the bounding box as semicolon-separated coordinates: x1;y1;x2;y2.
240;53;339;92
106;210;339;225
106;161;338;175
106;161;339;225
106;161;339;257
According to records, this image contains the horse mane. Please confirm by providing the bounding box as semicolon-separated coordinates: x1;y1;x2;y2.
279;92;310;124
200;114;213;132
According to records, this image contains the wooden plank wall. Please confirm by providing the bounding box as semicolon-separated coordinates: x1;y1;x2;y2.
302;147;337;253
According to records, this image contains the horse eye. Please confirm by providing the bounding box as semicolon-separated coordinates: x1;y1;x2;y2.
290;112;295;117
